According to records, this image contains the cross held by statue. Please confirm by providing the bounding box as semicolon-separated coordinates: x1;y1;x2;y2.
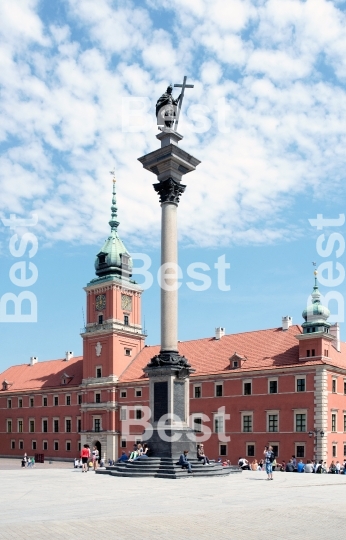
174;76;194;131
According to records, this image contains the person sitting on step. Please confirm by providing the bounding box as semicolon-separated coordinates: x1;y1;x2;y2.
197;444;210;465
128;443;138;462
179;450;192;473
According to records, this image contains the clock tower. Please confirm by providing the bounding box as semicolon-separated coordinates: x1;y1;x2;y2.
80;179;145;460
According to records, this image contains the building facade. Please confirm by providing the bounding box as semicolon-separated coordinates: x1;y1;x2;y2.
1;186;346;464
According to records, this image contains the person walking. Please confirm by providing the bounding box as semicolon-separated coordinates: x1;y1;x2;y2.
264;445;275;480
81;444;90;473
92;446;99;471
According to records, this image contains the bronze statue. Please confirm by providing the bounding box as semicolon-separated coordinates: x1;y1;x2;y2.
156;84;181;129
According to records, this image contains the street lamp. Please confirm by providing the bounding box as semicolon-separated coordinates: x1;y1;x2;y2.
308;430;325;438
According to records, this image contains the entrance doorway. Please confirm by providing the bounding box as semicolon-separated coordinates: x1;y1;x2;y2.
94;440;101;460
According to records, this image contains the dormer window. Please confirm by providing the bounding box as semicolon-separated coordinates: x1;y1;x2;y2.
2;381;8;391
61;372;73;386
229;352;246;369
98;253;106;264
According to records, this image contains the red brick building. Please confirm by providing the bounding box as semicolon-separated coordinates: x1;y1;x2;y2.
1;185;345;464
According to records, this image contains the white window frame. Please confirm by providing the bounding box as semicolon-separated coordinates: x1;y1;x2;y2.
135;407;143;420
268;378;278;394
124;348;132;357
29;418;35;433
268;442;280;457
65;394;71;406
121;438;127;448
17;419;23;433
219;443;227;456
94;391;101;403
53;395;59;406
66;440;71;451
266;410;279;433
77;417;81;432
93;416;102;432
32;440;37;450
332;444;337;457
120;407;127;421
241;411;253;433
295;442;305;458
54;440;59;451
191;414;203;433
193;384;202;398
243;379;252;396
135;387;142;398
215;382;223;397
295;375;306;392
6;419;12;433
332;377;337;393
11;439;15;450
95;365;102;378
214;413;225;434
43;440;48;451
7;398;12;409
53;417;59;433
294;409;307;433
42;417;48;433
120;390;127;398
42;395;48;407
65;417;72;433
332;412;337;432
19;440;24;450
246;442;256;457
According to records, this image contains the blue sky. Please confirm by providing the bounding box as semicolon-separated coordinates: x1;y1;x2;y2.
0;0;346;371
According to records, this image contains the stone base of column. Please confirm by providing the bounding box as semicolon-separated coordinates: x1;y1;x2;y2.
144;427;196;459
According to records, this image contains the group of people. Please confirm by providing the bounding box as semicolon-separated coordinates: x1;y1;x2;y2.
21;453;34;468
238;449;346;477
79;444;101;472
107;442;151;466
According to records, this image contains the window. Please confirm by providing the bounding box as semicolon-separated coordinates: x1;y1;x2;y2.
95;393;101;404
233;361;238;368
244;382;252;395
54;396;58;406
135;388;142;398
43;396;47;407
121;439;127;448
296;378;306;392
311;349;315;357
32;441;37;450
30;398;34;407
324;349;329;357
193;417;202;433
94;419;101;432
135;409;142;420
11;440;15;450
332;445;337;457
269;380;278;394
66;419;71;433
53;419;59;433
120;408;127;421
42;420;48;433
332;379;337;393
246;444;255;457
295;413;306;432
268;414;278;432
214;415;224;433
194;385;201;398
78;441;81;452
43;441;48;451
7;399;12;409
344;381;346;395
271;445;279;457
344;444;346;457
29;420;35;433
96;367;102;378
219;444;227;456
19;440;24;450
120;390;127;398
78;394;82;405
18;398;22;408
306;350;310;357
7;420;12;433
296;445;305;458
332;413;337;432
98;315;103;325
125;349;131;356
344;414;346;432
54;441;59;451
242;415;252;432
18;420;23;433
66;395;71;406
124;315;129;326
77;419;81;433
66;441;71;451
215;384;223;397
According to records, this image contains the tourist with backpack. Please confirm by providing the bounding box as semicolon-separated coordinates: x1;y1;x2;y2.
263;445;275;480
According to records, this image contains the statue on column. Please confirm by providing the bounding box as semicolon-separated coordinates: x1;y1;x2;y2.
156;85;181;129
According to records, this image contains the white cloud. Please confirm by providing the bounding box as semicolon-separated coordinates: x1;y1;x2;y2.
0;0;346;251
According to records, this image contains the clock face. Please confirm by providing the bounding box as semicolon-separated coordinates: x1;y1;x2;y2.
95;294;106;311
121;294;132;311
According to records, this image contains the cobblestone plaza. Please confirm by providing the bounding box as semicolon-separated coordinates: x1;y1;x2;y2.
0;459;345;539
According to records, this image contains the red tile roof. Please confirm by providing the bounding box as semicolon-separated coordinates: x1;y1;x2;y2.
119;325;346;382
0;356;83;392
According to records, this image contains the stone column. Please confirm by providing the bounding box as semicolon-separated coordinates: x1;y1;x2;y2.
137;129;201;458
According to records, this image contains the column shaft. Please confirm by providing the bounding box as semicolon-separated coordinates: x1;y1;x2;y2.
161;202;178;351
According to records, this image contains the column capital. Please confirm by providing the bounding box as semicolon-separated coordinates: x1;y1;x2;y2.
153;178;186;205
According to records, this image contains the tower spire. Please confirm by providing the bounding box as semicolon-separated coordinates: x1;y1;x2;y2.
109;170;119;232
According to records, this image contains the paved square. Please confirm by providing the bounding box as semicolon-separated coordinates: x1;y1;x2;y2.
0;460;345;539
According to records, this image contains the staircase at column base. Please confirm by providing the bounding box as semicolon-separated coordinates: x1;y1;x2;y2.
96;457;241;479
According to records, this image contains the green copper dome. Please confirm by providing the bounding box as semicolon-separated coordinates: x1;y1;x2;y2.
94;180;133;279
302;271;330;334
